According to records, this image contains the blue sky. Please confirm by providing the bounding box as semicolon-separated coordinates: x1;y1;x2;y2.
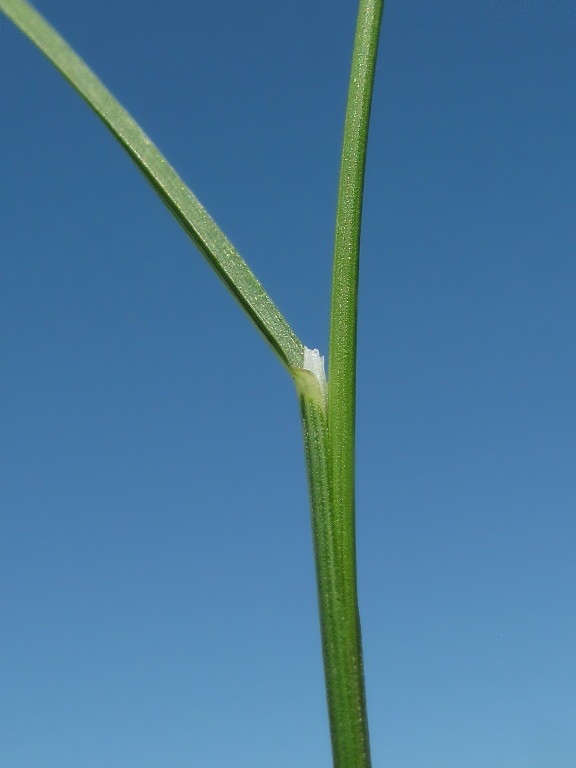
1;1;575;766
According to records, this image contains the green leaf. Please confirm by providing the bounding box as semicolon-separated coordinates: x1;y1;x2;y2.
0;0;303;370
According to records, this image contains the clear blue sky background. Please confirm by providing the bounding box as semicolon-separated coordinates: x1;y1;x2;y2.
1;1;575;766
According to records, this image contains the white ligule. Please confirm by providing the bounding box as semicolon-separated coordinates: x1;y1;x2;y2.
303;347;327;397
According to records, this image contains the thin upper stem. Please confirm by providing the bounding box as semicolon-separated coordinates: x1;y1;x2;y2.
329;0;384;537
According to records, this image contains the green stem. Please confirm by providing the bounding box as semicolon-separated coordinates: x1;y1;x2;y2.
326;0;384;765
0;0;303;370
329;0;384;542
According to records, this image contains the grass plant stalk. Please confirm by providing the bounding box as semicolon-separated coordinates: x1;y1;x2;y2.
0;1;384;765
323;0;384;764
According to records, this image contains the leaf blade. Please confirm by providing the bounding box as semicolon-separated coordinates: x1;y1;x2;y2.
1;0;303;369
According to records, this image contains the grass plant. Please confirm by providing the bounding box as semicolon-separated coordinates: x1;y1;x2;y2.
0;1;384;765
